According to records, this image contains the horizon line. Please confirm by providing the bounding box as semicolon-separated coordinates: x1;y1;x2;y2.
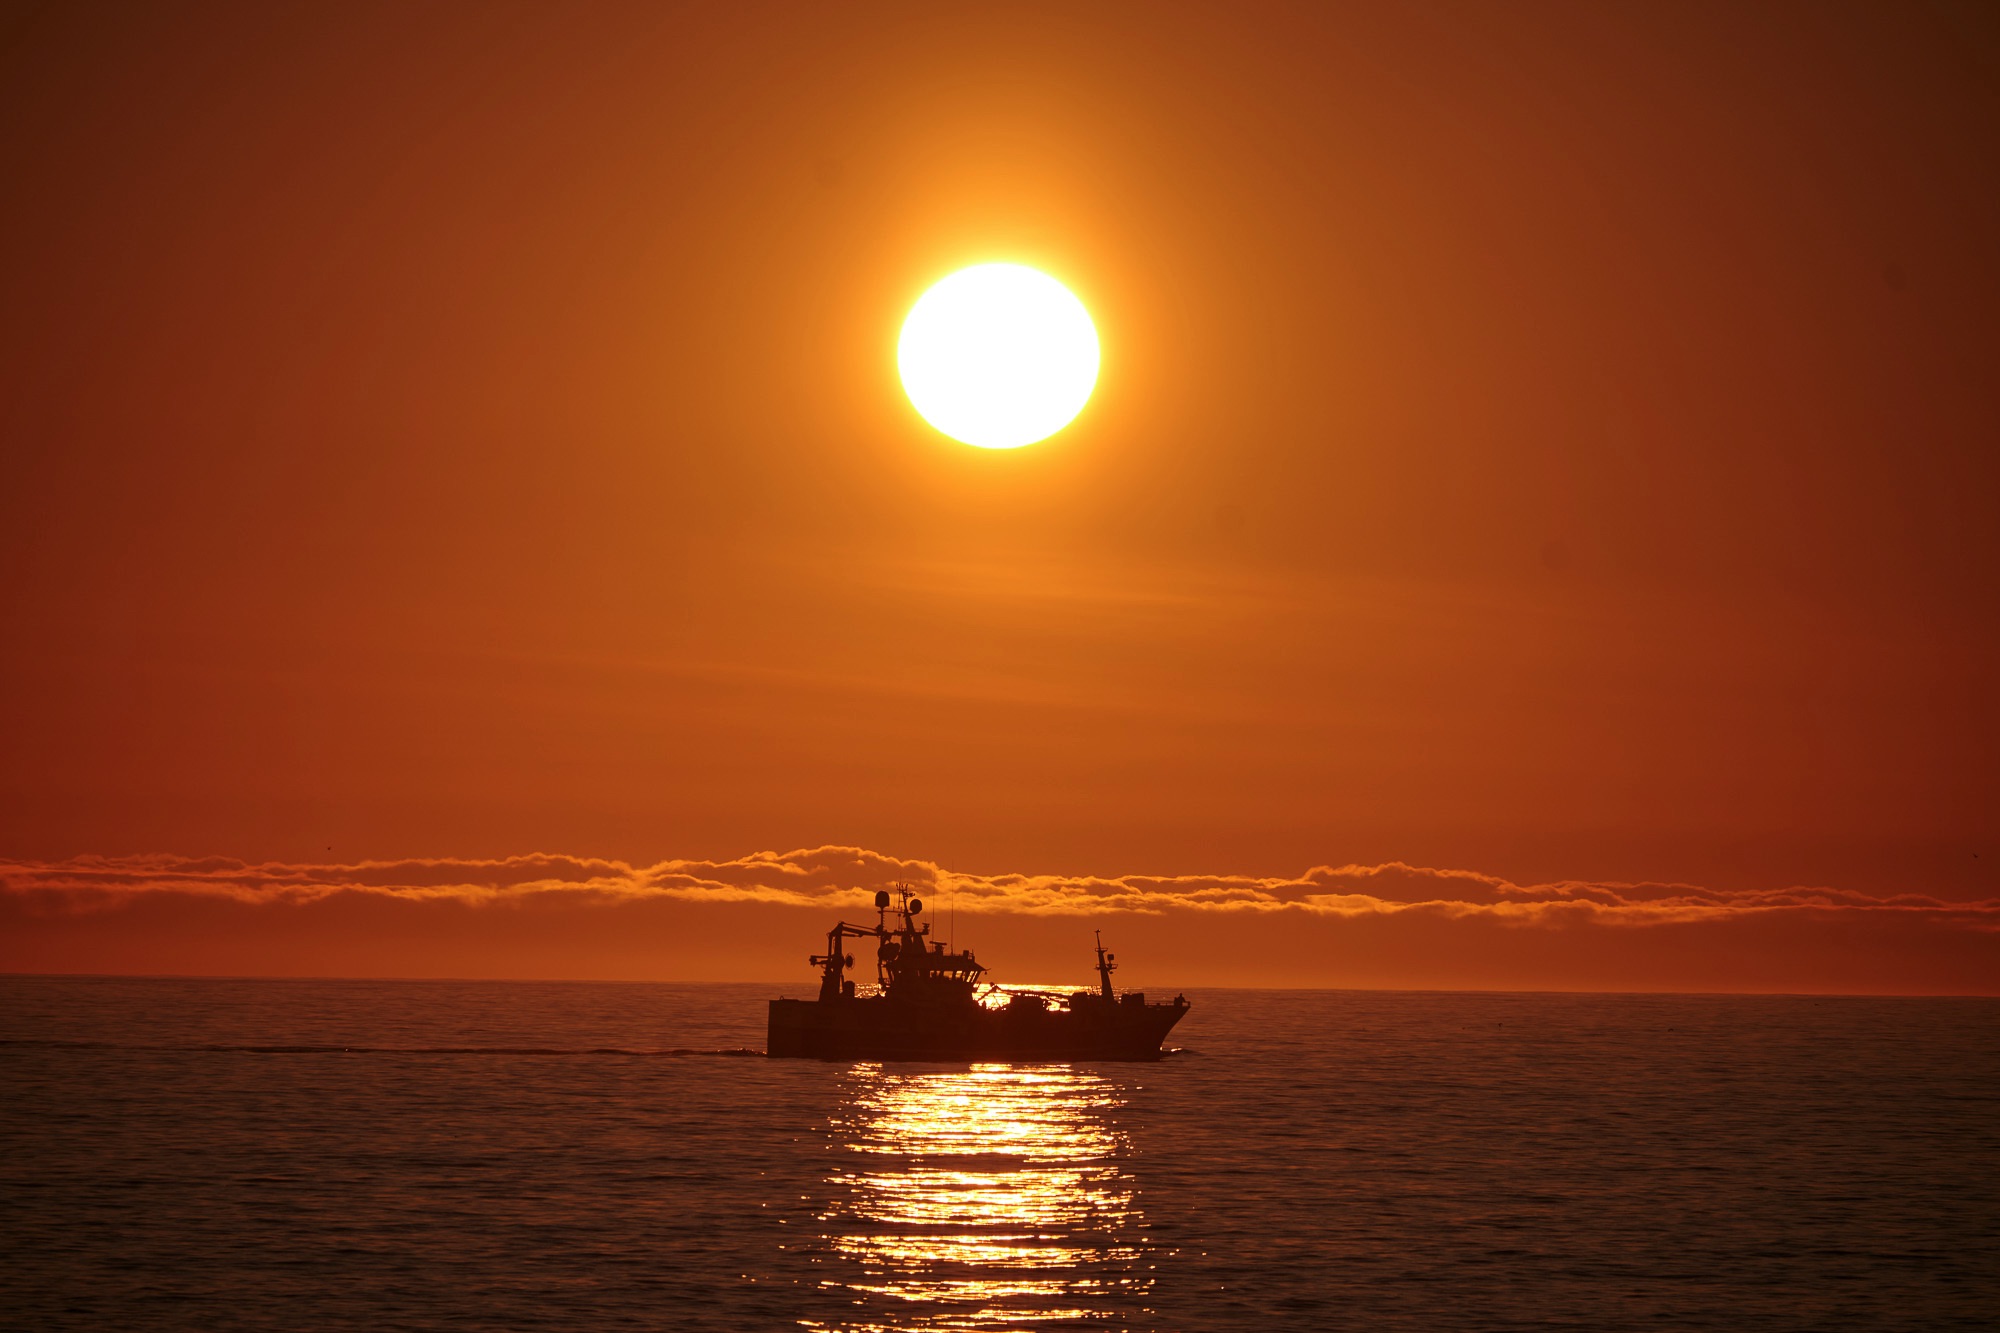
5;970;1994;1000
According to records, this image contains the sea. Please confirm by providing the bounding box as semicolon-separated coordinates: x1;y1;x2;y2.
3;976;1995;1331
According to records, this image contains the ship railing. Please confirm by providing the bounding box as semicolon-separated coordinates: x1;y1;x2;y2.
977;983;1166;1009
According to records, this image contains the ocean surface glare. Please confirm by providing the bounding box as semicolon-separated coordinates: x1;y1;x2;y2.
2;977;1995;1330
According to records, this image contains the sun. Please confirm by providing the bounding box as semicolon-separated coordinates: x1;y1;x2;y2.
898;263;1100;450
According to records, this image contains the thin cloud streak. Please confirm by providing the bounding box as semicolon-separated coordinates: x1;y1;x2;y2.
4;847;1994;931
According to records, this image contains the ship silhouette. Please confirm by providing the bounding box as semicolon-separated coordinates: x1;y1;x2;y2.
768;884;1190;1060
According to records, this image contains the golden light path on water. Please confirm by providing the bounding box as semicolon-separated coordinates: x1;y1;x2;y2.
804;1064;1154;1330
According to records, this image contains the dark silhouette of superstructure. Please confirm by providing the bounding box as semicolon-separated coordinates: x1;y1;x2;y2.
767;884;1189;1060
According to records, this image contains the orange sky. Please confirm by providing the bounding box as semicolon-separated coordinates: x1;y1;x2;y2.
2;2;1995;991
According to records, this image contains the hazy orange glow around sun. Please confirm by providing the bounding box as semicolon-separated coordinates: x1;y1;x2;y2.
898;263;1100;449
0;3;1995;994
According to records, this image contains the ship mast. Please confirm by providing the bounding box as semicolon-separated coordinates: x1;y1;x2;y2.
1094;930;1117;999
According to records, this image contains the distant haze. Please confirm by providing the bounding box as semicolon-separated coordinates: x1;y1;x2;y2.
5;847;1993;993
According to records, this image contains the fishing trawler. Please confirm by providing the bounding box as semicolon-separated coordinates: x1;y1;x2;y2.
767;885;1190;1061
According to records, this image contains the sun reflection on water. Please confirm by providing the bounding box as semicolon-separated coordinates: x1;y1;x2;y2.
803;1064;1154;1331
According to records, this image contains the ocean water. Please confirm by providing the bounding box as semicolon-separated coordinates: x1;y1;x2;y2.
2;977;1995;1331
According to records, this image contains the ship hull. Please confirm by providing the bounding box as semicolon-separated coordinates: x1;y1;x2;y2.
767;995;1188;1062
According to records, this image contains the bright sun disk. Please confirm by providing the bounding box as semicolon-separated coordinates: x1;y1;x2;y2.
898;263;1099;449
